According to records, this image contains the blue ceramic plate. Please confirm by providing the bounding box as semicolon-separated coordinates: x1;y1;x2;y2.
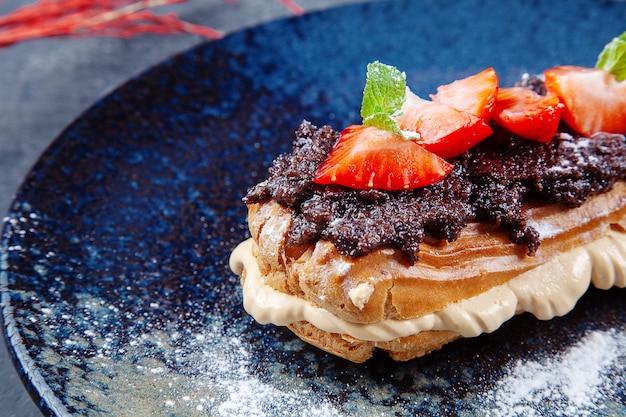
2;1;626;415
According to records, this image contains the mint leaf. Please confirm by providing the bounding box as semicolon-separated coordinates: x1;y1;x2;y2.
361;61;410;138
363;113;403;135
596;31;626;81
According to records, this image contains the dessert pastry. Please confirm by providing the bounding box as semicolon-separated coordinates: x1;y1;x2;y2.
230;34;626;362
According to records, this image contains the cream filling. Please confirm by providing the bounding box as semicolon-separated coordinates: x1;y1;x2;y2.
348;282;375;310
229;231;626;342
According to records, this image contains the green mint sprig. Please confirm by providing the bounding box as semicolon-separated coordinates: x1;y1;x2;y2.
360;61;419;140
596;31;626;81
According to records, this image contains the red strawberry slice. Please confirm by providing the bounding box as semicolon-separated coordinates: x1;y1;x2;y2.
544;65;626;136
430;67;499;121
314;124;454;190
396;91;493;159
492;87;564;143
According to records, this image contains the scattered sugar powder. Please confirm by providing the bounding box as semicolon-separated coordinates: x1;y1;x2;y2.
192;324;343;417
64;294;393;416
85;314;345;417
481;328;626;416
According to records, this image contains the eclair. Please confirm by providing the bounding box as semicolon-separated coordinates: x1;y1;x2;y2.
230;40;626;362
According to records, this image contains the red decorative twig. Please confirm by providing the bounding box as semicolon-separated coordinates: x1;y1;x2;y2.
276;0;304;15
0;0;224;47
0;0;304;48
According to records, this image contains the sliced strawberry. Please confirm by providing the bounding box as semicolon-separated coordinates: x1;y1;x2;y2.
313;125;454;190
430;67;499;121
396;91;493;159
544;65;626;136
492;87;564;143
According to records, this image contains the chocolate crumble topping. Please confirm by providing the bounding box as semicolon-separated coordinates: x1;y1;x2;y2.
244;92;626;265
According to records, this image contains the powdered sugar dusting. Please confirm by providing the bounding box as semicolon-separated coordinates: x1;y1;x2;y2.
195;322;342;417
57;291;347;416
481;328;626;416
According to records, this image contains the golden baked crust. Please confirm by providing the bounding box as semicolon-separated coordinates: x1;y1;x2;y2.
244;181;626;361
288;321;460;363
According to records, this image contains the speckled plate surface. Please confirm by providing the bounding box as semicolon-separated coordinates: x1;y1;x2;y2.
2;0;626;416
